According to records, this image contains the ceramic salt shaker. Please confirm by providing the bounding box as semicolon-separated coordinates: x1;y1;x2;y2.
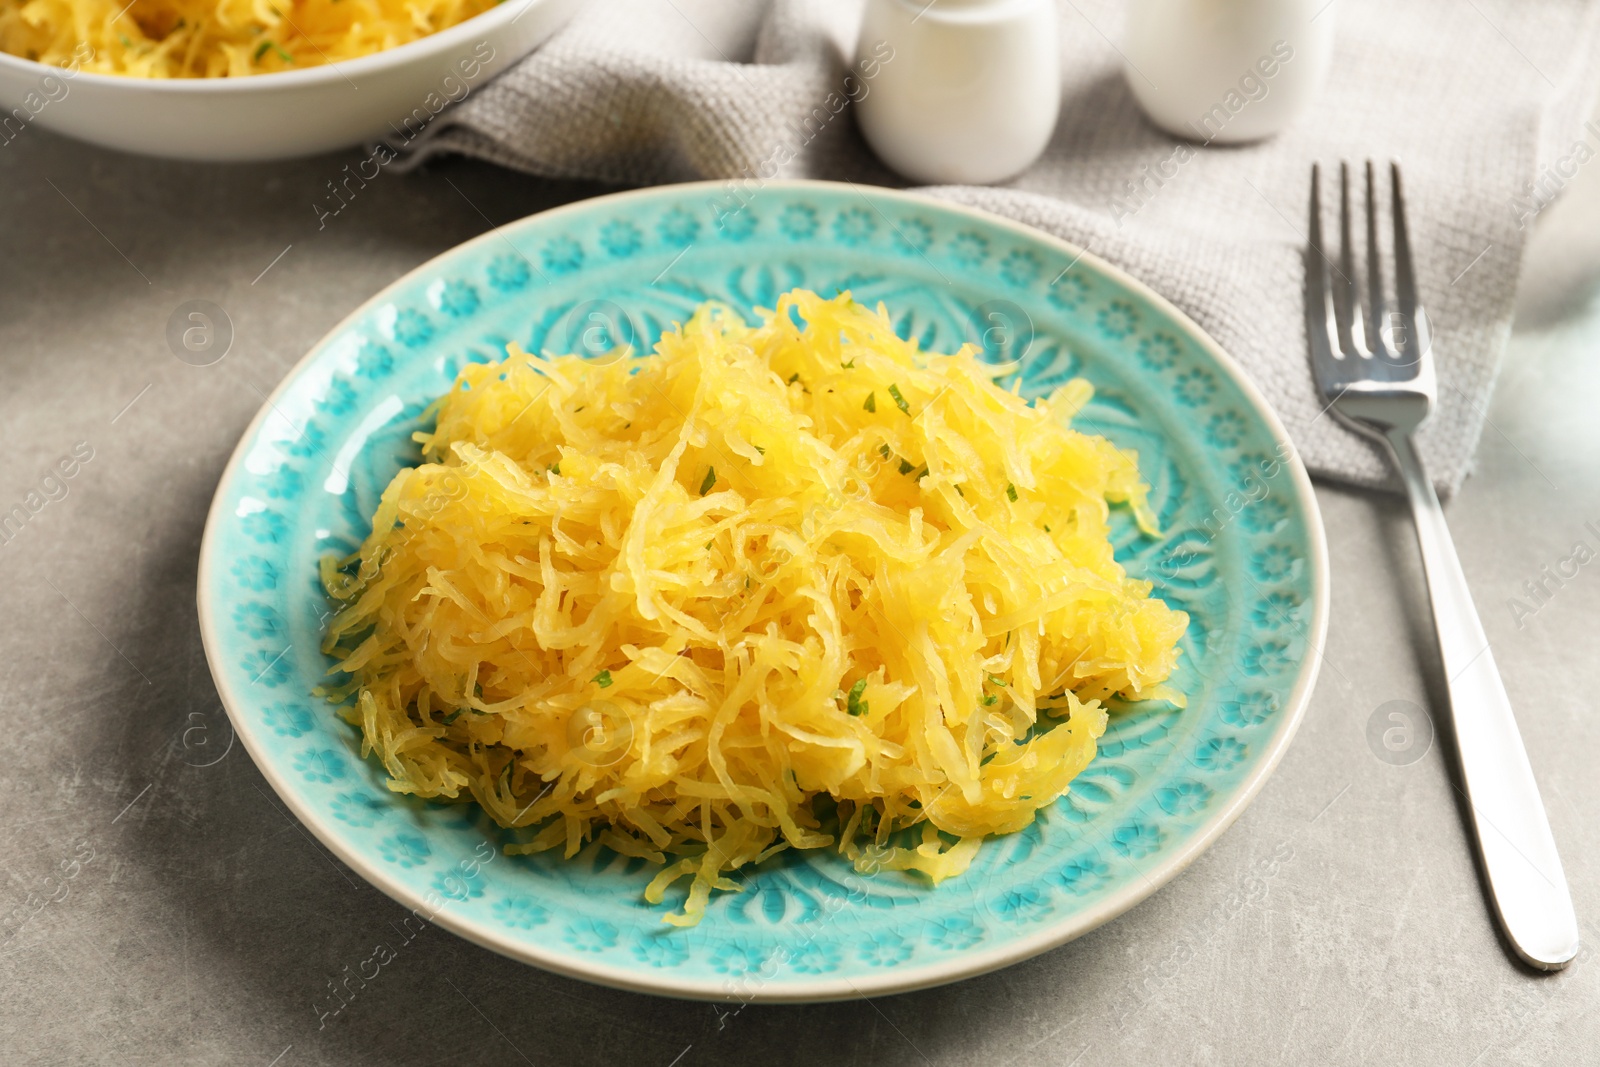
854;0;1061;185
1123;0;1334;144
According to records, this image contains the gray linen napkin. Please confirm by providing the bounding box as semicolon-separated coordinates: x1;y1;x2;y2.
396;0;1600;494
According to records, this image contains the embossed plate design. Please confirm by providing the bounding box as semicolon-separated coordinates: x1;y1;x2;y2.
198;181;1328;1002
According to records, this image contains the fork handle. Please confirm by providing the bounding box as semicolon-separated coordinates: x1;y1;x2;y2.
1385;429;1580;970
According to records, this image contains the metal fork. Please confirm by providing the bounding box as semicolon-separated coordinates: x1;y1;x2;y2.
1306;162;1579;970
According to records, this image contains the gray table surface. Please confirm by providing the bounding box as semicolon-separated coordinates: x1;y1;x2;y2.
3;118;1599;1067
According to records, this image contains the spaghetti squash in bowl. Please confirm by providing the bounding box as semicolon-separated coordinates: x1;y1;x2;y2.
0;0;577;159
1;0;497;78
318;289;1189;927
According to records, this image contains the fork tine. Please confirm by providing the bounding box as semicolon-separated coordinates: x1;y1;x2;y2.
1390;163;1431;367
1337;162;1367;357
1305;164;1345;378
1365;161;1389;357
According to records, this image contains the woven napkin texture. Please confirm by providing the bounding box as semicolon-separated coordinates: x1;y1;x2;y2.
396;0;1600;494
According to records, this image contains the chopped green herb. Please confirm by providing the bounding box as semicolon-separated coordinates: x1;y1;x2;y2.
878;443;891;459
441;708;464;724
787;372;801;385
845;677;869;717
987;674;1007;686
547;462;560;475
841;357;855;369
1044;524;1052;532
912;464;929;480
593;670;613;688
271;43;294;63
898;458;914;475
955;485;965;498
699;467;716;495
754;444;766;455
1006;483;1018;502
888;384;910;414
980;694;998;706
863;392;876;413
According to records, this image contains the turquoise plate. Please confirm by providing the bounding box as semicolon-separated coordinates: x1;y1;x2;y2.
198;181;1327;1002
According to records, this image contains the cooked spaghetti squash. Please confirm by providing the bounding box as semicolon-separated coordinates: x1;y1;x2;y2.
0;0;496;77
320;289;1187;925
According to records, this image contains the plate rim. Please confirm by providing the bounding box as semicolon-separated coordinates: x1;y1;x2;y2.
197;179;1330;1003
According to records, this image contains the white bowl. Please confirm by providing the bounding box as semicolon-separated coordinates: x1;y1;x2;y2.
0;0;577;161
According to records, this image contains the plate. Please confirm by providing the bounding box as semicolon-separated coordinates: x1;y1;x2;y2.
198;181;1328;1002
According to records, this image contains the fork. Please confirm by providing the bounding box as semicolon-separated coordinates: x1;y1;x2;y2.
1306;162;1579;970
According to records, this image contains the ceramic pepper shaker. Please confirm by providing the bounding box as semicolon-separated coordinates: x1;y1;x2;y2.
854;0;1061;184
1123;0;1335;144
